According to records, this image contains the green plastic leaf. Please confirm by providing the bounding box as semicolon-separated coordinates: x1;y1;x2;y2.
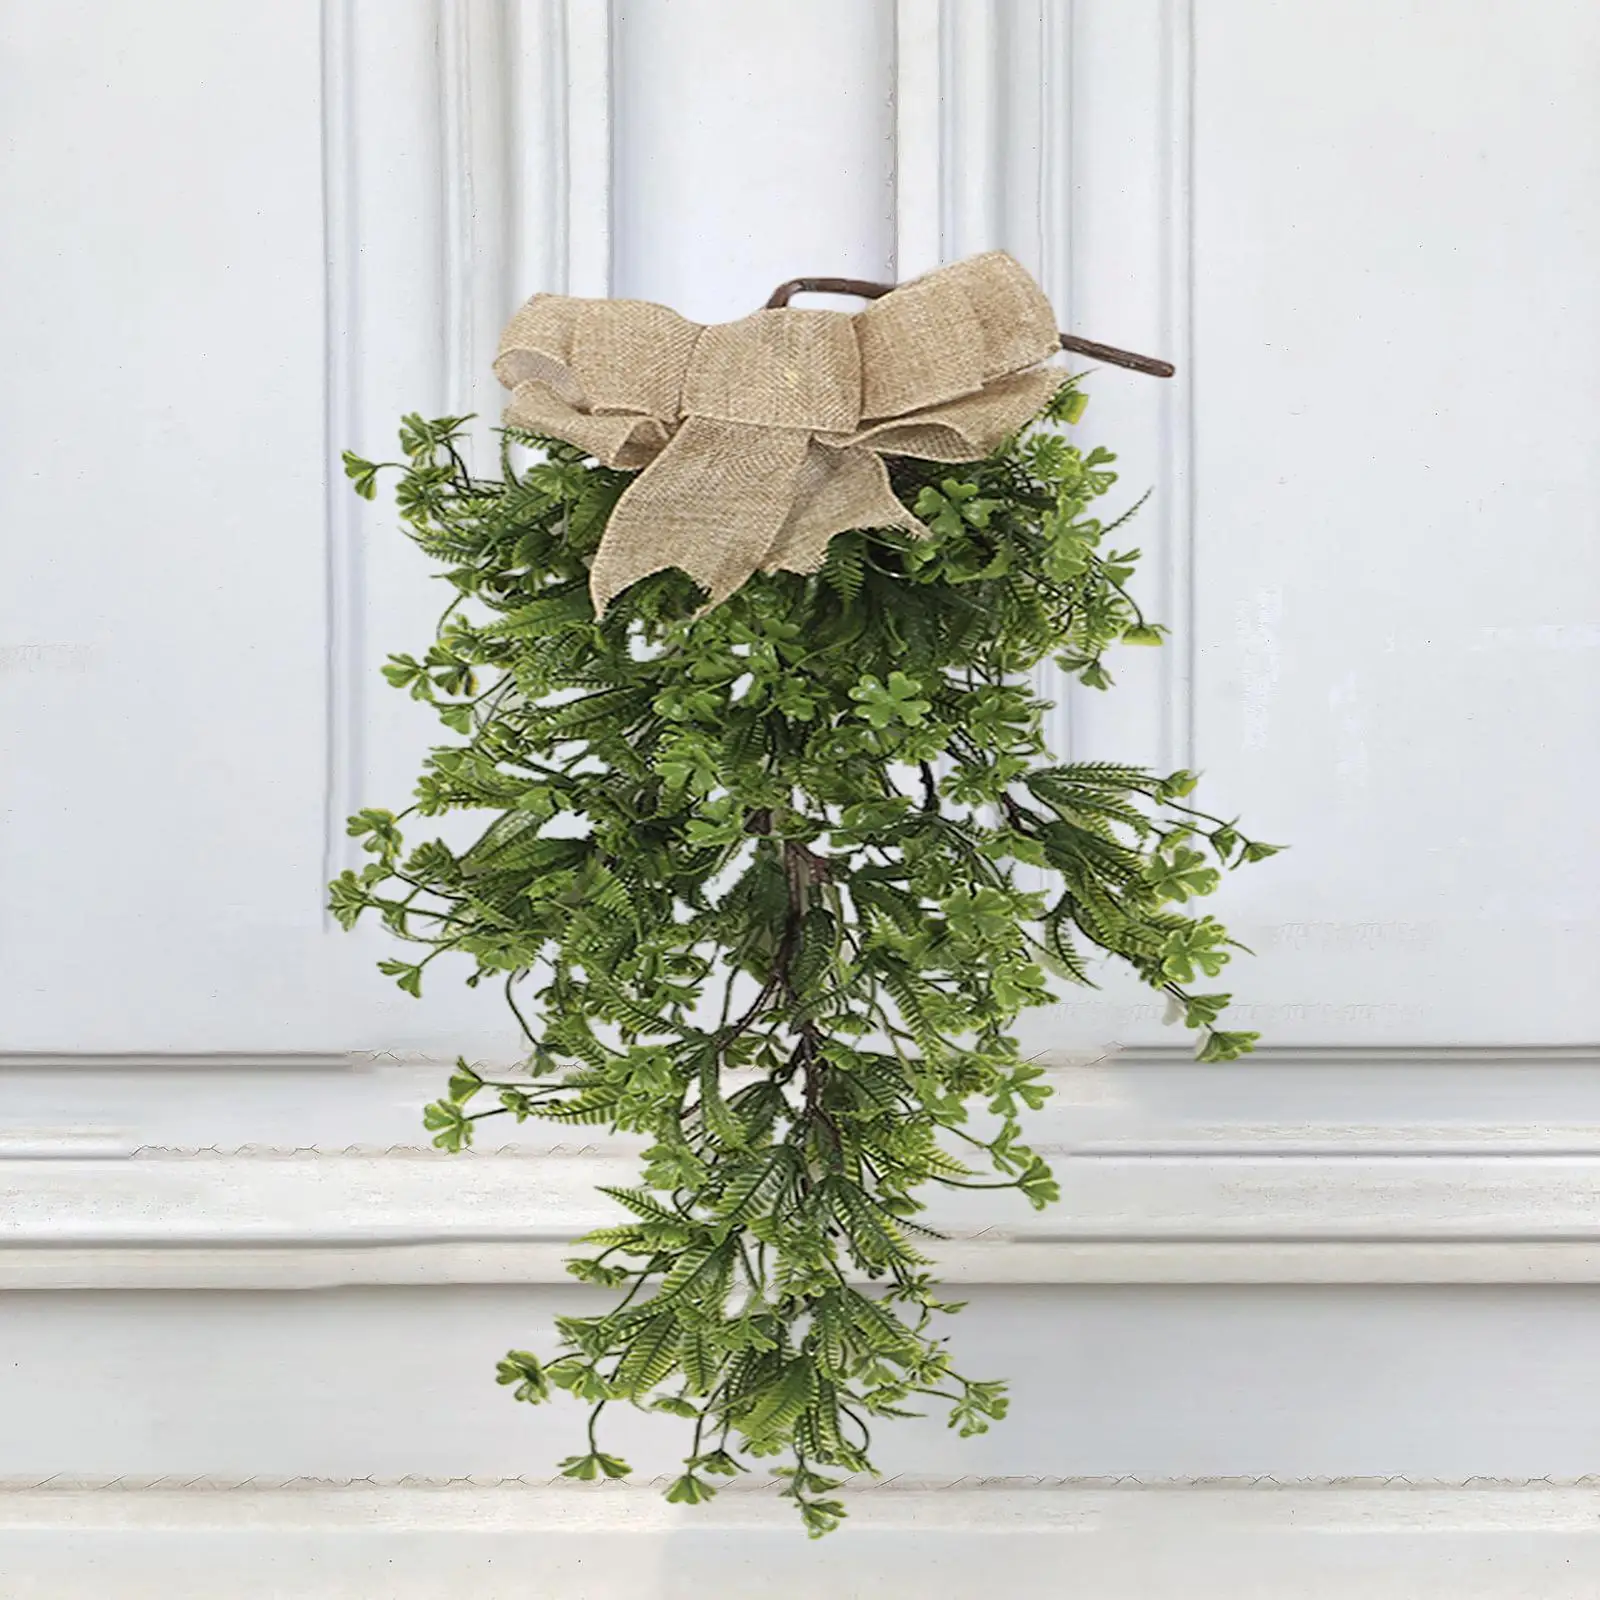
665;1472;717;1504
495;1350;550;1404
327;397;1284;1538
1121;623;1167;646
341;450;382;500
558;1451;632;1482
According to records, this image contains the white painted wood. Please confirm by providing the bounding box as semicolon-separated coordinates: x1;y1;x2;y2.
5;1043;1600;1291
9;0;1590;1054
10;1043;1600;1158
562;0;614;297
4;1049;1600;1292
894;1;1082;768
4;1;1600;1588
345;0;610;1044
891;0;942;279
612;0;896;318
32;1237;1600;1292
11;1285;1600;1482
2;1485;1599;1598
0;0;332;1050
12;1138;1600;1288
0;0;615;1057
1172;0;1600;1044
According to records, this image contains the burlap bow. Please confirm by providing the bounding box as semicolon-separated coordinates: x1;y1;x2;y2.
493;250;1063;614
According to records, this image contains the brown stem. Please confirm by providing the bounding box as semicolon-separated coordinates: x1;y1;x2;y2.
719;973;780;1056
1057;333;1176;379
764;276;899;309
774;839;842;1156
999;792;1034;833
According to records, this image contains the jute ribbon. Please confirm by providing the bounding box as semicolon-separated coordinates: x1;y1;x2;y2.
493;250;1063;615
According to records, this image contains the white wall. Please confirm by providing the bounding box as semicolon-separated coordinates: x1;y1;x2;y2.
1;1;1598;1593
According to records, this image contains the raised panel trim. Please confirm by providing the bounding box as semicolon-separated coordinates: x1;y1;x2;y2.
320;0;612;890
0;1053;356;1071
319;0;366;900
7;1113;1600;1287
0;1483;1596;1598
892;0;1196;771
5;1043;1588;1071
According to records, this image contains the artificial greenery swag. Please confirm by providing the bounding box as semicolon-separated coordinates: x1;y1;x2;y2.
332;379;1279;1535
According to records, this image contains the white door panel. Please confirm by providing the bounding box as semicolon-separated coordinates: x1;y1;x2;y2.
3;2;1599;1592
1182;0;1600;1044
1;1;333;1048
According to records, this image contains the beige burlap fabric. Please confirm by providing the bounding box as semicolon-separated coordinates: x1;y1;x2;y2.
493;250;1063;615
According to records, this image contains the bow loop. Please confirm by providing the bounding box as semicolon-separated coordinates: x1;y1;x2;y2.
683;310;861;432
856;250;1060;420
494;251;1063;614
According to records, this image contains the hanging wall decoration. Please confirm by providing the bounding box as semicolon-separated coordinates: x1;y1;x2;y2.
333;251;1281;1536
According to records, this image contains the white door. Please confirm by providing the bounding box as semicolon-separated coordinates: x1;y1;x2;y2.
2;2;1598;1594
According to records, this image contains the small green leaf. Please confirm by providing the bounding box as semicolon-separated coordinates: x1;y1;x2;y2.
1177;992;1231;1030
558;1451;632;1482
421;1099;470;1152
1122;623;1167;646
1145;845;1221;904
798;1498;847;1538
447;1060;483;1104
665;1472;717;1504
1018;1156;1060;1210
1197;1029;1261;1063
651;1395;701;1419
848;670;932;729
377;958;424;997
495;1351;550;1403
341;450;382;500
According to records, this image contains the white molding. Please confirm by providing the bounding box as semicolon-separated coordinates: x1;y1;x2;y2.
0;1052;357;1072
1;1484;1598;1597
12;1044;1592;1072
2;1471;1595;1492
9;1045;1598;1267
561;0;613;298
507;0;567;295
891;0;941;279
1058;0;1197;775
20;1238;1600;1293
1155;0;1196;774
439;0;516;438
937;0;1003;263
1105;1042;1600;1070
892;2;1053;301
319;0;366;901
505;0;612;302
9;1135;1600;1288
891;1;1194;771
320;0;454;887
319;0;612;886
1037;0;1075;335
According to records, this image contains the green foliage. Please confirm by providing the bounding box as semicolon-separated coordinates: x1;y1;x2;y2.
332;383;1283;1535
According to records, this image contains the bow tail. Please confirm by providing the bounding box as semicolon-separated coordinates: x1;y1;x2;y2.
503;381;674;471
588;418;811;616
759;443;926;578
